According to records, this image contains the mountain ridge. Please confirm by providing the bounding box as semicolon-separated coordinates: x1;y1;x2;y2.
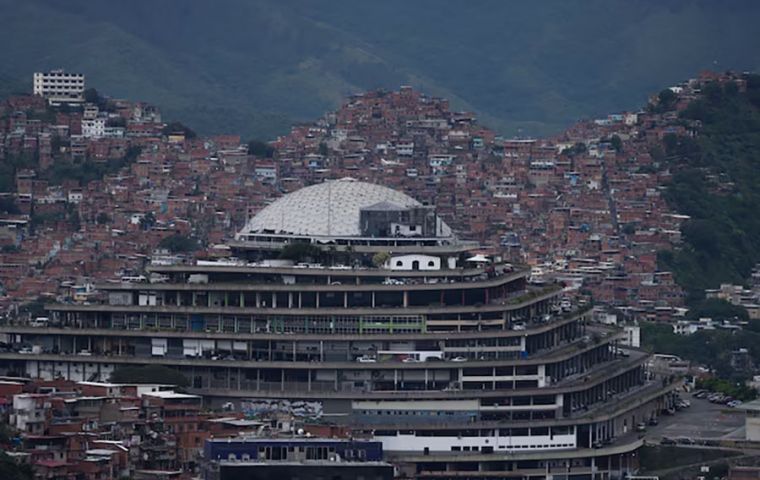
2;0;760;139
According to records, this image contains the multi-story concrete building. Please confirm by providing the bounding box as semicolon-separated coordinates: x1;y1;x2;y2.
0;178;679;479
32;70;85;105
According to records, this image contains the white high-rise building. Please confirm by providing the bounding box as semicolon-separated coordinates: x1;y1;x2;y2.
33;70;85;105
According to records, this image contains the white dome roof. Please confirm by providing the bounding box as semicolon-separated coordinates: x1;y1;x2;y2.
237;178;451;238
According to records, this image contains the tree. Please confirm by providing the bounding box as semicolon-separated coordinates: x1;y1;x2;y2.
159;234;199;253
83;88;110;111
652;88;677;112
110;365;189;388
247;140;275;158
0;198;20;214
372;251;391;267
84;87;100;104
688;298;748;322
609;135;622;152
140;212;156;231
279;243;323;263
0;452;33;480
162;121;197;139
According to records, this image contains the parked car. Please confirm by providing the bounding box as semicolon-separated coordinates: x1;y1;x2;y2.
635;422;647;432
661;437;676;445
357;356;376;363
450;356;468;362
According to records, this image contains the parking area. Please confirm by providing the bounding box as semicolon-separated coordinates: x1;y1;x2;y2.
644;395;746;442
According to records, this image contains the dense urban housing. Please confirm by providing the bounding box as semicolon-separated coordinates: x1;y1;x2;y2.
1;179;680;479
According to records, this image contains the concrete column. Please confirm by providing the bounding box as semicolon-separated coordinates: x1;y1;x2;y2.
403;291;408;308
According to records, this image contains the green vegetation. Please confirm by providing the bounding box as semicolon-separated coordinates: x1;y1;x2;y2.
0;452;33;480
158;234;199;253
110;364;189;388
371;251;391;268
83;87;112;111
0;153;36;192
696;377;757;401
162;121;196;139
2;1;760;139
689;298;749;323
17;296;47;318
0;198;20;214
641;321;760;380
139;212;156;230
649;88;678;113
659;76;760;303
247;140;275;158
278;243;324;263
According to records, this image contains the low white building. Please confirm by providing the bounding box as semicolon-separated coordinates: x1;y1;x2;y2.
386;254;441;271
67;189;84;204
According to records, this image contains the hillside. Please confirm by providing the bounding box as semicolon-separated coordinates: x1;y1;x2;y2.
1;0;760;139
658;75;760;302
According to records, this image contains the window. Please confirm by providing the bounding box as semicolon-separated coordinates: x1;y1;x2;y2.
396;260;403;266
428;261;435;267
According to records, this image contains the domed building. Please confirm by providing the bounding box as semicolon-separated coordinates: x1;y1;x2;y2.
0;180;680;479
235;178;456;251
238;178;453;240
